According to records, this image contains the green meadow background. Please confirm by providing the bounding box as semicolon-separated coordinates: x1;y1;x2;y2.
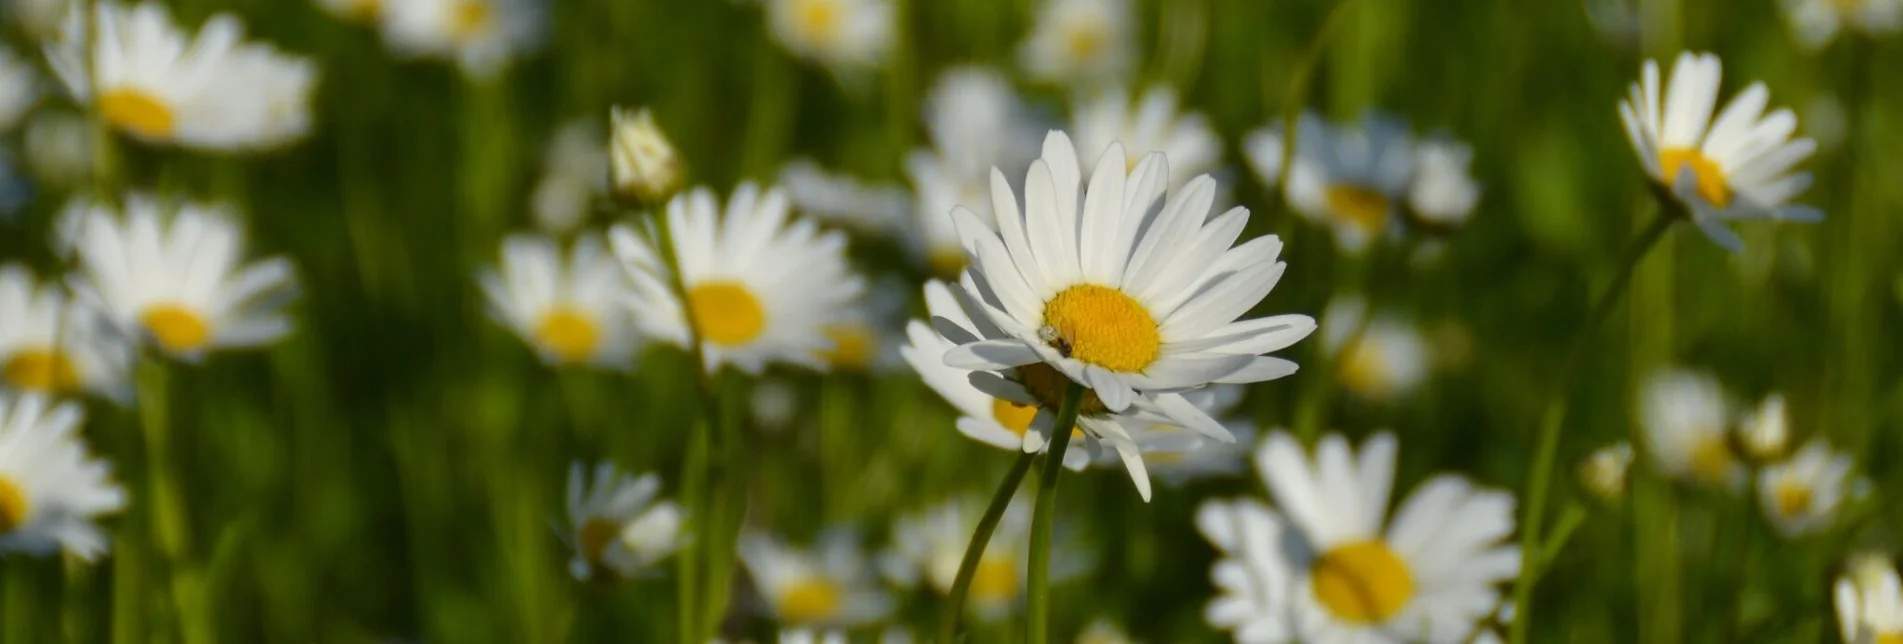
1;0;1900;641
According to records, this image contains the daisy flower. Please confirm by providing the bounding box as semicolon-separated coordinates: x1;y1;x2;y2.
1019;0;1133;86
316;0;383;23
764;0;893;75
610;183;864;375
1070;86;1220;192
1248;112;1417;254
881;495;1033;619
740;530;894;627
780;159;909;234
530;119;608;235
0;393;127;561
46;1;317;151
1618;52;1821;252
1736;392;1790;463
67;193;298;360
479;233;638;369
1577;441;1633;505
939;130;1315;456
1198;431;1520;643
380;0;543;81
0;265;133;401
564;461;686;581
1406;138;1482;230
608;106;682;205
906;67;1037;276
1783;0;1901;49
1757;440;1852;538
1837;555;1903;644
1638;368;1742;488
0;47;39;134
1320;296;1429;402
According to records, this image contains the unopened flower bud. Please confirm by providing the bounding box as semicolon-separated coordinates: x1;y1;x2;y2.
1579;442;1633;505
1736;393;1789;463
609;106;682;205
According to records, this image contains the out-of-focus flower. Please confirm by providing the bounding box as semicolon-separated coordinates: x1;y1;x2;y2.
1321;296;1429;402
1250;112;1417;254
1618;52;1820;252
380;0;543;81
0;265;133;402
740;530;893;627
749;378;801;432
777;630;847;644
530;120;609;235
1736;392;1790;463
0;48;39;134
1198;431;1519;643
1638;368;1742;489
1757;440;1851;538
1074;618;1134;644
67;194;298;361
1578;442;1633;506
905;67;1037;276
478;233;639;369
780;159;908;234
1836;553;1903;643
316;0;383;23
564;462;685;581
610;183;864;375
814;279;906;374
882;495;1032;620
764;0;893;76
1783;0;1900;49
1019;0;1133;86
0;393;127;562
46;2;319;152
1407;138;1482;229
22;110;90;187
1069;86;1220;191
608;107;683;206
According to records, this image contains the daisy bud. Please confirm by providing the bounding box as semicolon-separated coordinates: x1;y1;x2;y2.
1578;442;1633;506
1736;393;1789;464
608;106;682;206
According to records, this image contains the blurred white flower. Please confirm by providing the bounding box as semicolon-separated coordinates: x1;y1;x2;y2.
609;183;864;375
46;1;319;151
1736;392;1790;463
1757;440;1851;538
764;0;893;75
780;159;909;233
1321;296;1429;402
530;120;608;235
478;232;640;369
1253;112;1417;254
1019;0;1133;86
0;393;126;562
905;67;1038;276
22;110;91;187
1578;441;1633;505
1197;431;1519;643
814;278;907;374
0;265;133;402
740;530;893;626
1069;86;1221;191
1638;368;1742;489
1783;0;1901;49
564;461;685;580
882;495;1032;620
1407;138;1482;228
0;47;40;134
608;106;682;205
1618;52;1821;252
380;0;543;81
67;194;298;360
1836;554;1903;644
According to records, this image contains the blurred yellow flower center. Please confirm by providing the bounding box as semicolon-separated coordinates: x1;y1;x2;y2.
778;577;841;622
688;281;766;347
141;304;211;354
1324;184;1391;234
970;555;1020;602
1310;540;1413;624
3;348;82;393
1879;632;1903;644
1017;362;1109;417
0;476;26;533
1773;479;1812;517
578;518;620;565
1064;23;1106;60
99;88;176;140
1689;433;1735;484
792;0;842;44
989;397;1081;440
451;0;492;41
820;323;874;370
1042;284;1159;373
1337;341;1388;397
1659;147;1730;207
535;307;601;363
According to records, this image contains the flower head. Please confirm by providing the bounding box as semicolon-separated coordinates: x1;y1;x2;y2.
530;119;609;235
1250;112;1417;254
1019;0;1133;86
380;0;543;81
1321;296;1429;402
0;265;133;401
1407;138;1482;229
1578;442;1633;506
0;393;127;561
1836;554;1903;644
565;462;686;580
1783;0;1901;49
740;530;893;626
609;107;682;206
478;233;639;369
881;495;1033;620
1638;368;1742;489
1757;440;1851;538
765;0;894;75
1736;392;1791;463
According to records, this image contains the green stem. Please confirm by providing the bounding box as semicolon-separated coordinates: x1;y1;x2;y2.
936;452;1037;643
1508;208;1674;644
1026;383;1085;644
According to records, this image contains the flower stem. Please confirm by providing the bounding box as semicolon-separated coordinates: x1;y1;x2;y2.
937;451;1036;643
1026;383;1085;644
1509;208;1675;644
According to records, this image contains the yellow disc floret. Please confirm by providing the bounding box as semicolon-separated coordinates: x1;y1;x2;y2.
1041;284;1160;373
688;281;767;347
1310;540;1414;624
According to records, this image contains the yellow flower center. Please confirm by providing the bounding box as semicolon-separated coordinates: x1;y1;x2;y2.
1310;540;1414;624
1041;284;1160;373
777;577;842;623
1772;479;1812;518
99;88;176;140
1659;147;1730;207
970;555;1020;603
1689;433;1736;484
687;281;767;348
2;348;82;393
820;323;875;371
991;398;1039;436
0;476;27;533
578;518;620;566
534;306;601;363
1337;340;1388;397
451;0;492;42
792;0;843;44
928;247;968;280
1064;23;1106;61
1323;184;1392;234
1016;362;1109;418
141;304;211;354
1878;632;1903;644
